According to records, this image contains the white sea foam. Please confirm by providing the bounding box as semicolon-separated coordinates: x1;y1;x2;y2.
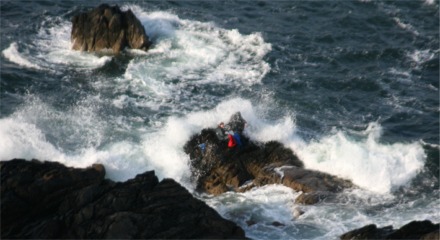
2;3;437;240
0;116;147;181
0;97;256;184
207;183;438;239
393;17;419;36
423;0;436;5
0;118;60;161
290;123;426;194
3;16;112;72
240;106;426;194
35;18;112;70
183;100;425;194
421;140;440;149
0;2;427;196
407;49;436;69
0;94;426;194
139;98;261;183
388;68;411;78
115;5;271;109
2;42;42;70
138;98;426;194
0;95;433;237
204;184;304;239
0;95;148;181
7;5;270;74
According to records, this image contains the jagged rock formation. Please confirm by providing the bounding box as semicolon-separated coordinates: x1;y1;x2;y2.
340;220;439;240
183;112;353;204
71;4;151;53
1;159;245;239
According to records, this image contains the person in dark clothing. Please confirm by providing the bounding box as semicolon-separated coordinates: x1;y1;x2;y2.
225;112;247;135
215;122;228;140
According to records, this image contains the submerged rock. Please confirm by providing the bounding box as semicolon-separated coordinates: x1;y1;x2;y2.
340;220;439;240
71;4;151;53
184;112;353;203
1;159;245;239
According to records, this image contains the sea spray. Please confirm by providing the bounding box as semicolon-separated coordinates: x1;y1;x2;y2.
216;102;426;194
0;118;60;161
139;98;260;184
292;122;426;194
137;98;426;195
0;90;426;194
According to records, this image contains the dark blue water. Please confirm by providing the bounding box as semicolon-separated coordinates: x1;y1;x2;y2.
1;1;439;239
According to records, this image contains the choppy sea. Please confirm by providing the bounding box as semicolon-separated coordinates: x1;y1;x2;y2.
1;1;439;239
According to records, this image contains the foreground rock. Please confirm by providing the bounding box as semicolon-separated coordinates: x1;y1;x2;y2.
1;159;245;239
71;4;151;53
184;112;353;204
340;220;439;240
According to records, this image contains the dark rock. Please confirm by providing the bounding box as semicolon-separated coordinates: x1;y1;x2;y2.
271;221;285;227
295;191;340;205
1;159;245;239
246;220;257;226
340;224;393;240
421;230;439;240
184;112;353;200
386;220;439;240
340;220;439;240
71;4;151;53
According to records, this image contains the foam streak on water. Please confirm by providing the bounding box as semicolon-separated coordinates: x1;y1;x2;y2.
2;42;42;70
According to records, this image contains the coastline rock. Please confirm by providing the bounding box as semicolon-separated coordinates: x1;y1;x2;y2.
183;112;353;203
340;220;439;240
71;4;151;53
1;159;245;239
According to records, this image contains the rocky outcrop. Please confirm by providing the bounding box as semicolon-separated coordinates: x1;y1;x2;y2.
1;159;245;239
340;220;439;240
71;4;151;53
184;112;353;204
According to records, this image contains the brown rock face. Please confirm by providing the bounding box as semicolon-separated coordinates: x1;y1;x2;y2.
71;4;151;53
1;159;245;239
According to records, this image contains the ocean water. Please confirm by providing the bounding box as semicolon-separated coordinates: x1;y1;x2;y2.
1;0;438;239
